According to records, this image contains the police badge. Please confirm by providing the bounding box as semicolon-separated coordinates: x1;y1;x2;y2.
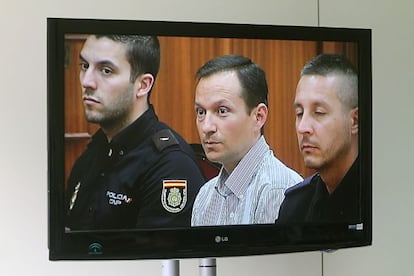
161;180;187;213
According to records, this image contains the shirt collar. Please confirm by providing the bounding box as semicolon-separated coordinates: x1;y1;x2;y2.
217;136;269;198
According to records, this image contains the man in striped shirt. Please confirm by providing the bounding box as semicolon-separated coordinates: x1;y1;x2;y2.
191;55;303;226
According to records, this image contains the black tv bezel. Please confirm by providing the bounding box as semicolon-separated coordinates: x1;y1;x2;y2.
47;17;372;260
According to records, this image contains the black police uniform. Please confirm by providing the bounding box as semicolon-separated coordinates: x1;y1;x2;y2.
276;157;361;224
65;105;205;230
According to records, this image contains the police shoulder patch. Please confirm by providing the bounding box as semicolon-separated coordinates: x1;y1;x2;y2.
161;180;187;213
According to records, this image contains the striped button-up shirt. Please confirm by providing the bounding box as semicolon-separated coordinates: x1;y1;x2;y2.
191;136;303;226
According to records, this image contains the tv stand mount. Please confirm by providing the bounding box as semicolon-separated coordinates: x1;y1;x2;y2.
162;258;217;276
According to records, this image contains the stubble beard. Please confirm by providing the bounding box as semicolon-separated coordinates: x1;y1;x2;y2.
84;87;135;132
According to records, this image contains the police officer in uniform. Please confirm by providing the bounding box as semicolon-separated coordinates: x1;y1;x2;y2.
65;34;205;230
276;54;360;224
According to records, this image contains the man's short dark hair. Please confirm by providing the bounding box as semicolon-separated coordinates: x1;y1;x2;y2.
95;35;160;83
196;54;269;113
301;54;358;109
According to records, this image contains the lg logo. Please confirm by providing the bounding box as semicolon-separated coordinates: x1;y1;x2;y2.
214;236;229;243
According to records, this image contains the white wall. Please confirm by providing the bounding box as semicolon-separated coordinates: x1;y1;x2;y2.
320;0;414;275
0;0;412;275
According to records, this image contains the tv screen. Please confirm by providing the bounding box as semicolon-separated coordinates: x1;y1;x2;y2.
48;18;372;260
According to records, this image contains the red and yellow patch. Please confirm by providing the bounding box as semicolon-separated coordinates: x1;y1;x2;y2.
161;180;188;213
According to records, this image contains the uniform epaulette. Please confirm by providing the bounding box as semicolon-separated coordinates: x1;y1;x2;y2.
151;129;179;152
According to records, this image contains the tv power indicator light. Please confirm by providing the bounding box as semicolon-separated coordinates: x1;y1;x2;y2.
348;223;364;231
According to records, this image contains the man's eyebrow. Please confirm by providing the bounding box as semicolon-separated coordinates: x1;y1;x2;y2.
79;54;86;62
195;99;233;108
293;101;301;108
311;99;331;108
212;99;233;107
293;99;331;109
78;54;117;68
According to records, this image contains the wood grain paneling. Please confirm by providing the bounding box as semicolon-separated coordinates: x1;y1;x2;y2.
64;38;99;183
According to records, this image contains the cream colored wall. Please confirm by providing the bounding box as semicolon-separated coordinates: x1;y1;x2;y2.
320;0;414;275
0;0;412;275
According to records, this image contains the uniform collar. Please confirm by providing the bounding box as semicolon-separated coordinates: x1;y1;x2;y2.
90;105;159;157
312;156;360;200
329;156;360;200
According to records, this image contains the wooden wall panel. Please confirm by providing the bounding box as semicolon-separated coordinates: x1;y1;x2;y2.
64;37;99;183
64;38;99;135
321;41;358;67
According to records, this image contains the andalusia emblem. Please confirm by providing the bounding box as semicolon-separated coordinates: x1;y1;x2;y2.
161;180;187;213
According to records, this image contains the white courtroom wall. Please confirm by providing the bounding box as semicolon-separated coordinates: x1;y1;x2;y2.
0;0;412;275
320;1;414;275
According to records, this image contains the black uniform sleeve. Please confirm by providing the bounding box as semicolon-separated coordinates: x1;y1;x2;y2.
136;149;205;228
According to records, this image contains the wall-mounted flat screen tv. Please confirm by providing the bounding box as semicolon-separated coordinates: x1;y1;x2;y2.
48;18;372;260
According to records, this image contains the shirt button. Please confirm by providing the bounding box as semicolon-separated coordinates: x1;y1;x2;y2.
100;172;105;177
229;212;235;218
119;150;124;156
108;148;113;157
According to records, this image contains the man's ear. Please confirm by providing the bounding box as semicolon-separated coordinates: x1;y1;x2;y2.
254;103;268;129
134;73;154;98
350;107;359;135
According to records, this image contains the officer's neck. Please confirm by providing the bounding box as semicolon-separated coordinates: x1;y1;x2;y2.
102;104;149;143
